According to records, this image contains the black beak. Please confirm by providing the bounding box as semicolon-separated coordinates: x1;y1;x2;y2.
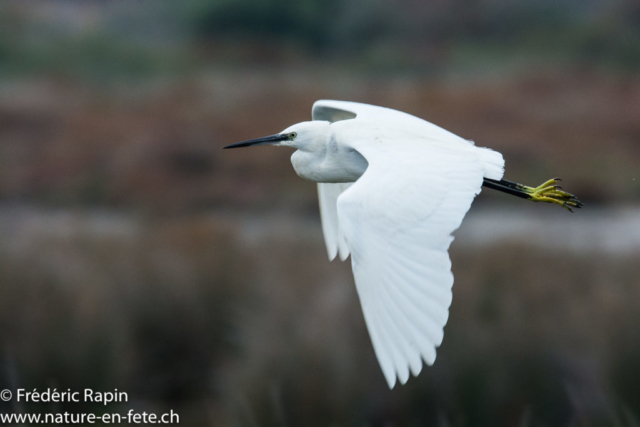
223;133;289;149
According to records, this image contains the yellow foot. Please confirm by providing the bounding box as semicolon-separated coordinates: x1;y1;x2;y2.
517;178;583;212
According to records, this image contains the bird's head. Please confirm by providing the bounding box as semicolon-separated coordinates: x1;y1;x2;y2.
223;121;330;152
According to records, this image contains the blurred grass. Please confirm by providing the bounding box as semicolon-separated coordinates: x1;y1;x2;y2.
1;209;640;425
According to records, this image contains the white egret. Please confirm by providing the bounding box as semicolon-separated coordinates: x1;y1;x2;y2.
224;100;582;388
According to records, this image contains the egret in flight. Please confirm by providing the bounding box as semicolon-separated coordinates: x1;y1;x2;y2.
224;100;582;388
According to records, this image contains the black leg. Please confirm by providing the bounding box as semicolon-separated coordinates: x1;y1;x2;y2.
482;179;532;200
482;177;583;212
497;178;527;190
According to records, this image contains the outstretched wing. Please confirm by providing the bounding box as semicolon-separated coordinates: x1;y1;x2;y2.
318;183;352;261
312;99;470;144
337;137;485;388
312;100;481;264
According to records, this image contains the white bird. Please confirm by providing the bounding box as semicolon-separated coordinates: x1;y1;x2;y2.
224;100;582;388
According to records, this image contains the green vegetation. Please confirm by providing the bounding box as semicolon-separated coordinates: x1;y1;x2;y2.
1;211;640;426
1;0;639;82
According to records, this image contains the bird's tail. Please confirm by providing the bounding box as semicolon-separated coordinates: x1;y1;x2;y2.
476;147;504;180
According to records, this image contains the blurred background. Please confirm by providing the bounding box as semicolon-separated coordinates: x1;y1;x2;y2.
0;0;639;425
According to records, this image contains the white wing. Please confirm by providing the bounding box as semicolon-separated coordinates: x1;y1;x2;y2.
312;99;471;145
311;100;494;265
337;137;485;388
318;183;352;261
311;100;504;387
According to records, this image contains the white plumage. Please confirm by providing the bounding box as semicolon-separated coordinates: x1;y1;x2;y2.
225;100;505;388
312;101;504;388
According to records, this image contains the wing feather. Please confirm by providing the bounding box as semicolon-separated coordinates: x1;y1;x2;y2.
377;274;425;375
311;100;505;387
317;183;352;261
312;100;469;144
337;138;486;388
358;275;398;387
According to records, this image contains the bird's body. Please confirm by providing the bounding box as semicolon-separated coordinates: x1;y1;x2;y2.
290;117;502;184
224;100;582;388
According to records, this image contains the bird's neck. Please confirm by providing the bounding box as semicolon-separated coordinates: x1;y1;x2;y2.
291;130;367;183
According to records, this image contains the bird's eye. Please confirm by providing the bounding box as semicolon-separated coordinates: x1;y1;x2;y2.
290;132;297;139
